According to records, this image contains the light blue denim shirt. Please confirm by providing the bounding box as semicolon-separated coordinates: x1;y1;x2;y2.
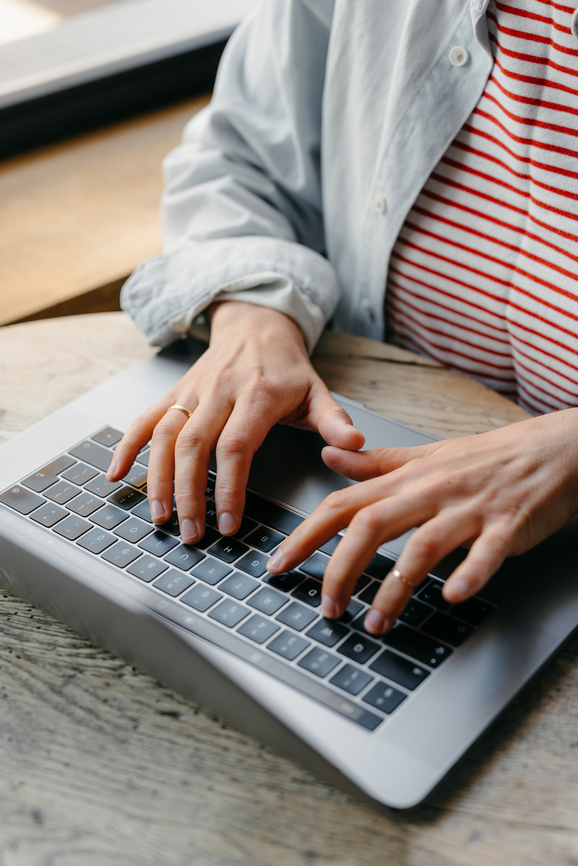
121;0;494;353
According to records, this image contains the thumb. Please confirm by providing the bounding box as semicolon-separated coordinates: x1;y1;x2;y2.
322;442;438;481
307;382;365;451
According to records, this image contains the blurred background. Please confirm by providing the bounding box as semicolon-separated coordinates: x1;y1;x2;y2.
0;0;254;328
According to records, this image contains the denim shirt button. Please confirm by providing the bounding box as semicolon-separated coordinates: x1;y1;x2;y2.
449;46;469;67
361;298;375;318
571;8;578;39
374;194;387;214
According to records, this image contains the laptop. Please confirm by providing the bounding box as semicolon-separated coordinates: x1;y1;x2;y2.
1;335;577;809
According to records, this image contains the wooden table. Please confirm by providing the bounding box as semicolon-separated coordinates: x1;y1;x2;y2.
1;312;576;866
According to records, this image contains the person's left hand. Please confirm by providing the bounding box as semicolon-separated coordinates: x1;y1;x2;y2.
266;408;578;635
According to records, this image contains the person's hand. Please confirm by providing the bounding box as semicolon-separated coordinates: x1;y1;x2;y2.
106;302;364;543
267;409;578;635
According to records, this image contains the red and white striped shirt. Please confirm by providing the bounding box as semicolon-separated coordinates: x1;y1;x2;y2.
387;0;578;414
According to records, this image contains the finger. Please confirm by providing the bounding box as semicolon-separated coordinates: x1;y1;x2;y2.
107;397;176;481
267;474;402;574
364;510;479;634
214;394;284;535
322;442;440;482
443;521;513;604
319;493;436;619
307;380;365;451
174;397;234;543
146;403;197;525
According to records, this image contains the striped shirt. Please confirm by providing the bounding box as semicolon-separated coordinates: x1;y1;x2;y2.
386;0;578;414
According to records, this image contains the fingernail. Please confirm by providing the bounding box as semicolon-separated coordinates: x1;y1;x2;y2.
218;513;236;535
106;460;117;480
150;500;165;522
445;577;469;603
180;519;199;542
321;595;338;618
267;550;284;572
365;609;387;635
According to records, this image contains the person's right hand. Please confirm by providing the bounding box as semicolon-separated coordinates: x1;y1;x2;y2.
106;301;364;543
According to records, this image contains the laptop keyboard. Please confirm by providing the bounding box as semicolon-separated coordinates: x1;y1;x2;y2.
0;427;496;732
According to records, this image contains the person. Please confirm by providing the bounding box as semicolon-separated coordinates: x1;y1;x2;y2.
107;0;578;637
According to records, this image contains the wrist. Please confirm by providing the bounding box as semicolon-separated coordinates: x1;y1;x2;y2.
208;301;307;351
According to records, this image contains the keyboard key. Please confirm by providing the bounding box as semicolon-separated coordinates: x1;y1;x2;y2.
209;600;250;628
451;596;495;627
236;551;269;577
219;573;259;600
45;481;80;505
305;618;349;648
298;647;340;678
139;530;179;557
417;579;452;611
102;542;141;568
400;598;432;628
370;650;429;691
363;682;406;714
92;427;123;447
299;552;329;580
53;514;92;541
30;502;68;527
365;553;396;581
205;500;218;526
262;570;303;593
382;624;452;668
330;664;373;696
131;498;153;522
67;492;103;517
353;574;371;595
77;527;116;554
421;612;473;647
84;474;122;497
154;570;194;597
62;462;99;486
127;556;167;582
164;544;205;571
233;516;258;539
338;633;380;664
69;440;113;472
205;476;215;497
114;517;152;543
292;578;322;607
208;537;249;564
91;503;128;530
22;455;76;492
358;581;379;605
339;598;364;624
181;584;222;612
194;527;221;549
319;535;341;556
122;464;148;489
248;587;288;615
244;490;304;535
267;631;310;661
192;557;231;585
108;486;146;511
237;615;280;644
135;447;150;467
350;611;373;635
0;485;44;515
275;602;317;631
245;527;285;552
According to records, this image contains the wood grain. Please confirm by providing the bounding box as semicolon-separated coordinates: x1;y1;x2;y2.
0;313;576;866
0;96;209;326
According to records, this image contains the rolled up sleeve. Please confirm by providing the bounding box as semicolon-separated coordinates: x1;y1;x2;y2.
121;0;339;353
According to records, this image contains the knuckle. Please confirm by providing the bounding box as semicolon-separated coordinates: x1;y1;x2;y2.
323;488;352;513
351;505;384;536
218;432;249;458
410;532;441;563
152;418;178;442
175;427;204;453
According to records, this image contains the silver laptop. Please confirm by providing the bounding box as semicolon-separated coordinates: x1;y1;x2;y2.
1;336;577;809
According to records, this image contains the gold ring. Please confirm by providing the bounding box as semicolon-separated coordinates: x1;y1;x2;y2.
392;568;419;590
167;404;193;420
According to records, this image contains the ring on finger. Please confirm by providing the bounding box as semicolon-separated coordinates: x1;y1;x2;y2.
167;404;194;420
391;568;419;590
